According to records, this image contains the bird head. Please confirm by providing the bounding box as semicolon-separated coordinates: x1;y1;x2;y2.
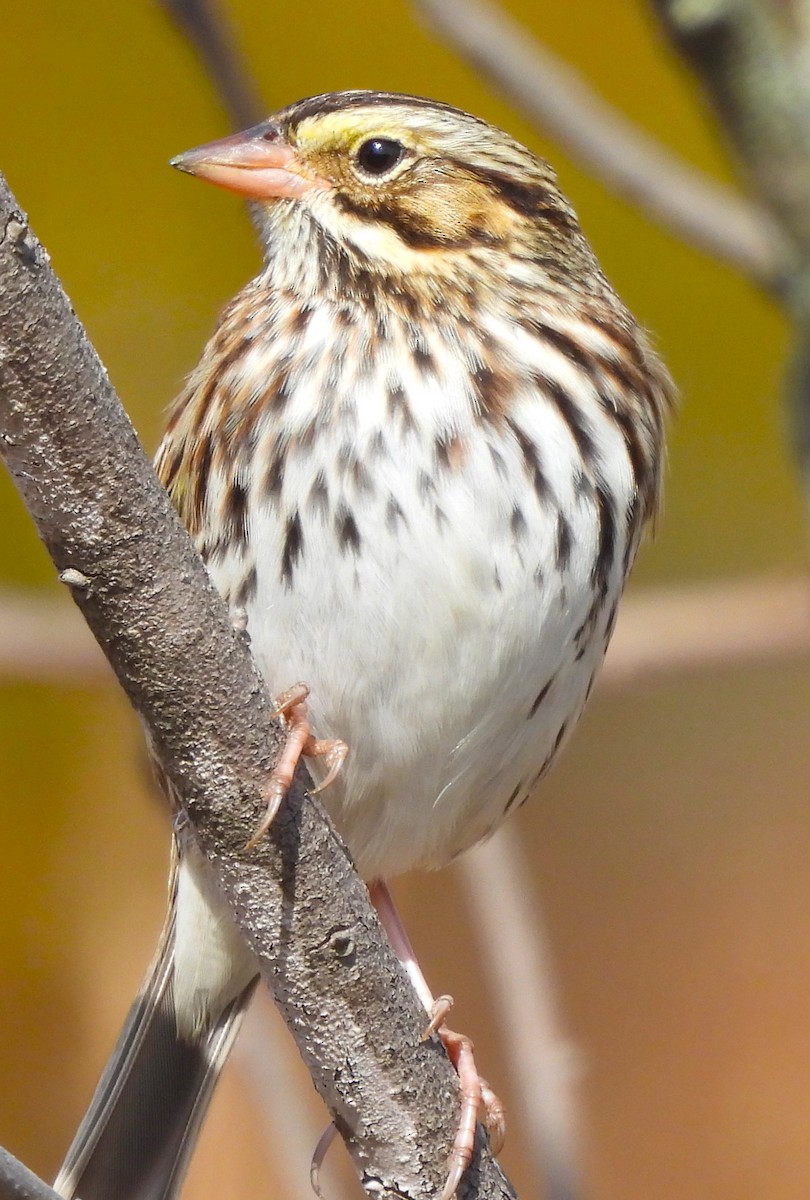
171;90;590;289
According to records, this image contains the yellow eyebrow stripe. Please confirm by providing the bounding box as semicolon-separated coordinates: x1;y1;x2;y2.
293;109;425;155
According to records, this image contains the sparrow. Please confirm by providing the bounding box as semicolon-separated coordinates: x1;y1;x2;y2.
55;89;672;1200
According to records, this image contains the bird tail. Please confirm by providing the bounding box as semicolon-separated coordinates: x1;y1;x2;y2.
53;881;257;1200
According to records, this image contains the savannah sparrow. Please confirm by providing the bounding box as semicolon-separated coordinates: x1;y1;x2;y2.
55;90;673;1200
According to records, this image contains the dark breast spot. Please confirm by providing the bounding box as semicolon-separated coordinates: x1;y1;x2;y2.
538;374;597;465
507;418;552;505
351;457;374;494
222;478;249;548
418;470;437;500
264;452;285;500
528;677;555;720
435;432;467;472
234;565;257;608
368;429;389;460
472;364;510;418
266;360;294;411
386;494;408;532
555;512;573;572
387;381;416;432
510;506;527;542
290;305;311;334
611;403;651;508
536;324;598;379
488;444;508;480
280;511;304;585
412;334;434;372
336;506;361;554
308;472;330;516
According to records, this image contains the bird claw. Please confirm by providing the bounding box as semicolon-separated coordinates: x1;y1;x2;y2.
309;738;348;795
423;994;454;1041
245;682;348;850
243;777;287;851
309;1122;338;1200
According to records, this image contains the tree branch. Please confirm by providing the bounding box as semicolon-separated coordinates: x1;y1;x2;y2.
0;177;511;1200
650;0;810;255
0;1148;62;1200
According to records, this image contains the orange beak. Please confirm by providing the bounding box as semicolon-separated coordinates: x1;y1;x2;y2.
170;122;328;200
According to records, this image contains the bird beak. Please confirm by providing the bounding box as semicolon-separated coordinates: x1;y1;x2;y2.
170;123;329;200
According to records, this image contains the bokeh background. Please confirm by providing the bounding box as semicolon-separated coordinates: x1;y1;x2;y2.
1;3;809;1199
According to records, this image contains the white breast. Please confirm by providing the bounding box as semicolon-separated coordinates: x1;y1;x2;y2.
205;301;637;881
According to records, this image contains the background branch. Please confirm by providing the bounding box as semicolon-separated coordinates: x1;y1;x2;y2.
650;0;810;506
160;0;263;128
4;573;805;691
412;0;787;287
457;829;584;1200
0;177;510;1200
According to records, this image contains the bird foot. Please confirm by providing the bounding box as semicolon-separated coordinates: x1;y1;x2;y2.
245;682;348;850
423;996;505;1198
431;1018;505;1200
369;883;506;1199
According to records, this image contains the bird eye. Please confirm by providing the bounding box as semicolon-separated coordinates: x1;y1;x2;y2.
355;138;405;177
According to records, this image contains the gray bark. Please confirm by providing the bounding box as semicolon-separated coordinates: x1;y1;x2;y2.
0;174;512;1200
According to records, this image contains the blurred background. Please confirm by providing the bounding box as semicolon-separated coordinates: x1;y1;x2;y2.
1;2;809;1198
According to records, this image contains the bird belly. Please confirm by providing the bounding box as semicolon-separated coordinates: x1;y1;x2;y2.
207;407;628;882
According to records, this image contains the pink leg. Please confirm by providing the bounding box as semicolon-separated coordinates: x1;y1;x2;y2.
369;882;506;1199
245;683;347;850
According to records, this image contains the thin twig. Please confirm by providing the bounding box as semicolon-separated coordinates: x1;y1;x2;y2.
457;829;584;1200
412;0;787;288
0;177;511;1200
159;0;264;128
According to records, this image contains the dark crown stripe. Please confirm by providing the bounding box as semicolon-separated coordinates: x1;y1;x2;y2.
281;90;487;129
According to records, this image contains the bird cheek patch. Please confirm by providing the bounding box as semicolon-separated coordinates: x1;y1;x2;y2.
407;176;512;246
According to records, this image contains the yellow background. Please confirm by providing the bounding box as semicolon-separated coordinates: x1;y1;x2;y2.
1;2;808;1198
